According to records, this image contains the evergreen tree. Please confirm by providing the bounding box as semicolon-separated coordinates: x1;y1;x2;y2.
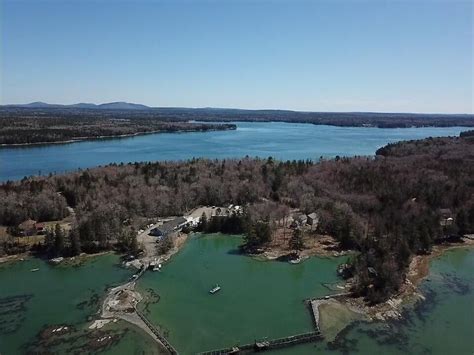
44;227;55;255
129;228;139;254
70;228;82;256
289;228;304;251
54;223;65;256
197;212;208;232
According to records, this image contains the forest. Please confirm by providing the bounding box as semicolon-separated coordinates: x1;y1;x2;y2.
0;109;235;145
1;106;474;134
0;133;473;303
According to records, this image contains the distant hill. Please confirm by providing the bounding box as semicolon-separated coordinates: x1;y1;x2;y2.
4;101;151;110
97;102;150;110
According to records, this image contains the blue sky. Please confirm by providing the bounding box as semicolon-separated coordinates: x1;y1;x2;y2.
1;0;472;113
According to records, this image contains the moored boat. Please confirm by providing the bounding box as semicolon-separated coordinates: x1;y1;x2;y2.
209;284;221;294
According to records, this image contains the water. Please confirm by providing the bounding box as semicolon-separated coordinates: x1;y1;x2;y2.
273;247;474;355
0;122;467;181
136;235;474;355
0;254;133;354
137;234;347;354
1;237;473;354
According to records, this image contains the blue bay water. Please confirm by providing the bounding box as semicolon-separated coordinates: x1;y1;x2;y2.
0;122;468;181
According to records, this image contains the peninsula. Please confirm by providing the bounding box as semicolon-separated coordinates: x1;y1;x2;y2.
0;107;236;146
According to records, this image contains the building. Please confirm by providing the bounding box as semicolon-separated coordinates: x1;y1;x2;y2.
439;208;454;227
18;219;37;236
35;222;45;234
306;212;319;227
150;217;188;237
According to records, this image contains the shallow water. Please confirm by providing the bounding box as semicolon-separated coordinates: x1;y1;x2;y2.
1;239;473;354
0;122;467;181
273;247;474;355
0;254;133;354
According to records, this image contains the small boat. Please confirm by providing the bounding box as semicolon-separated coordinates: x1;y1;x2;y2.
30;268;39;272
209;284;221;294
153;264;162;272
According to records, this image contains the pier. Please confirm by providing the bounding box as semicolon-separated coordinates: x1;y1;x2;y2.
136;309;179;354
309;299;322;332
306;292;352;333
199;330;322;354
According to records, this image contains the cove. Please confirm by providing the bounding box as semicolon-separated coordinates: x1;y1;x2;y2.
136;233;348;354
0;122;468;182
272;247;474;354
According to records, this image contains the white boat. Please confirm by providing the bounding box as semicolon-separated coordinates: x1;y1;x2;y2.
30;268;39;272
209;284;221;294
289;258;301;264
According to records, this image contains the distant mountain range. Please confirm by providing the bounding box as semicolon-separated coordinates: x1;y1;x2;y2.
4;101;151;110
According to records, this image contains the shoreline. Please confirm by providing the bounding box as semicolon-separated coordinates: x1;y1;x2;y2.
313;239;474;340
96;232;190;353
250;235;474;339
2;233;473;353
0;126;236;148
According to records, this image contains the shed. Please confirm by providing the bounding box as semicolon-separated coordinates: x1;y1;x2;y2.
306;212;319;226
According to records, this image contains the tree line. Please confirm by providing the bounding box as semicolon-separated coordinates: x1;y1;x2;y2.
0;111;235;145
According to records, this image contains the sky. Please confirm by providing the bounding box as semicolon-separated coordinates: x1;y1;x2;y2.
1;0;473;113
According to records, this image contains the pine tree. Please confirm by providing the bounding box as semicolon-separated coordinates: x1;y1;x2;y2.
44;228;55;255
198;212;208;232
70;228;81;256
54;223;65;256
289;228;304;251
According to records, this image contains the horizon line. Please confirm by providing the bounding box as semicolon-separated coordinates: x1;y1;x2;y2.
1;101;473;116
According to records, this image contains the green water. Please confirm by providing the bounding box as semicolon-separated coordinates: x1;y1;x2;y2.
1;237;473;355
0;254;133;354
273;247;474;355
137;234;347;354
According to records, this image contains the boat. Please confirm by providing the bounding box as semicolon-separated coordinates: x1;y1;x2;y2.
209;284;221;294
153;264;162;272
30;268;39;272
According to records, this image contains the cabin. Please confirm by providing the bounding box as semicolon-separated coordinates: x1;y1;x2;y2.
439;208;454;227
150;217;188;237
306;212;319;227
18;219;37;236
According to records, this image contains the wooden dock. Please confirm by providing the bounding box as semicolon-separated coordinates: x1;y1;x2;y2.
199;330;322;354
135;309;179;354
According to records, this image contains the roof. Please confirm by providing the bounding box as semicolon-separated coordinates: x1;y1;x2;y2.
155;217;187;234
307;212;318;220
18;219;37;230
439;208;453;216
294;214;307;223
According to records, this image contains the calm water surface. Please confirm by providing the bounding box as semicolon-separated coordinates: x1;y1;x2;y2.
137;233;347;354
1;237;473;354
0;254;134;354
0;123;468;181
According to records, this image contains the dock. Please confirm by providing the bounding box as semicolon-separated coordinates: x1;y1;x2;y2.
309;299;322;332
136;309;179;354
306;292;352;334
199;330;322;354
